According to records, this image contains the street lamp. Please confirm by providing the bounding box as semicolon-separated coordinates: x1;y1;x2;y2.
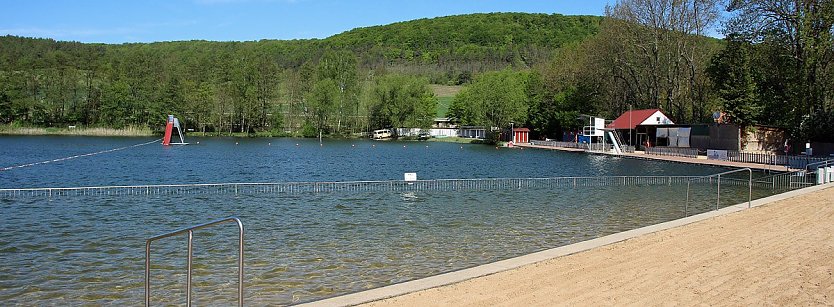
510;122;514;143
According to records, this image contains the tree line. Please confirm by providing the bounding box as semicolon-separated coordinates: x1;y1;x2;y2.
1;5;832;142
450;0;834;143
0;13;599;136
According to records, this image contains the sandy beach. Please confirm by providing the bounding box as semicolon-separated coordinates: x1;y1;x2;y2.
364;186;834;306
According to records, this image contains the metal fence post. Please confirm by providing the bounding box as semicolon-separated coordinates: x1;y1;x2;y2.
716;174;721;211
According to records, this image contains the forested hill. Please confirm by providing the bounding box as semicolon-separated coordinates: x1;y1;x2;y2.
0;13;602;133
0;13;600;73
327;13;601;68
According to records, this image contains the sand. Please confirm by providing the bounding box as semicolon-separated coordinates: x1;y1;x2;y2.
364;186;834;306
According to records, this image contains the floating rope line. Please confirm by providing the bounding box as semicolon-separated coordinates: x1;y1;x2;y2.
0;138;162;172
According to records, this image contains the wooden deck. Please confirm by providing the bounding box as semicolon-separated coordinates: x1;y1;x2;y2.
513;143;798;172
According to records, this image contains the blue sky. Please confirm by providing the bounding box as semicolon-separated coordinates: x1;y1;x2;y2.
1;0;615;43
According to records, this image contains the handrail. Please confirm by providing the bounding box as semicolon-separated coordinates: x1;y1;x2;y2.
685;168;752;216
805;158;834;172
145;217;244;307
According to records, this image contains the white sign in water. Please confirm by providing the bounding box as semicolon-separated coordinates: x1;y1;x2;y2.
404;172;417;182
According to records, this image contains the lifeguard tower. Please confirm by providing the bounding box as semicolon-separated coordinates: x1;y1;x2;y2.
162;115;188;146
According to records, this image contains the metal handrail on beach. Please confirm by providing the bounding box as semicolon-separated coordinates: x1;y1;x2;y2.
805;158;834;172
145;217;244;307
685;168;752;216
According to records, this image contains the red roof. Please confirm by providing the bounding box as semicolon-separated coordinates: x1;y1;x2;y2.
607;109;667;130
513;128;530;132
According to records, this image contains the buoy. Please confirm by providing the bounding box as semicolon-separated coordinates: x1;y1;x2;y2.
235;142;239;145
196;141;200;145
372;144;375;147
352;144;355;147
268;142;271;146
296;143;299;146
403;145;407;148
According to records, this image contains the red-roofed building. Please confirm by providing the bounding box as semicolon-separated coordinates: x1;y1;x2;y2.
607;109;674;130
607;109;675;148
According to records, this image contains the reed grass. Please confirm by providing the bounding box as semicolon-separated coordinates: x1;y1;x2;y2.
0;125;154;137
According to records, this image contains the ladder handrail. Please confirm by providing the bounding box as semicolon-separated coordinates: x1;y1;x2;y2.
145;217;244;307
685;168;752;216
805;158;834;172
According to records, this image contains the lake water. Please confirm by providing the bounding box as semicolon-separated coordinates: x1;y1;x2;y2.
0;136;767;305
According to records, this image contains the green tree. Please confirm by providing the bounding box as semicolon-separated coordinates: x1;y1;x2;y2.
306;78;339;135
707;35;760;127
317;50;358;134
370;74;436;129
727;0;834;141
449;69;529;130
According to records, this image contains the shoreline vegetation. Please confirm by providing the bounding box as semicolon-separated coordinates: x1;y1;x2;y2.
0;124;488;144
0;125;154;137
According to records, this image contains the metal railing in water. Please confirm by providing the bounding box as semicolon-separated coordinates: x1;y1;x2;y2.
726;151;831;169
145;217;244;307
1;176;725;198
685;168;752;216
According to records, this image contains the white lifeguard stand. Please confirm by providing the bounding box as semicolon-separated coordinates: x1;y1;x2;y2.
582;116;624;154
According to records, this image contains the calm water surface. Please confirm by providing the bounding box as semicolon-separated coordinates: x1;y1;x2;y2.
0;136;762;305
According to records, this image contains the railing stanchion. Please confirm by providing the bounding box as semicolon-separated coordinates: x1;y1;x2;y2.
145;240;151;306
187;230;193;307
748;168;752;208
716;174;721;211
685;181;690;216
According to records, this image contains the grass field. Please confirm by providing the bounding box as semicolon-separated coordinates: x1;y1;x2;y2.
430;84;462;118
429;84;463;97
436;96;454;117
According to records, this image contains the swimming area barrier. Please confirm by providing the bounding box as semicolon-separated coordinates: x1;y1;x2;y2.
0;174;813;198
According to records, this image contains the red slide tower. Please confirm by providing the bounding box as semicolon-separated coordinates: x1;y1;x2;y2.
162;115;188;146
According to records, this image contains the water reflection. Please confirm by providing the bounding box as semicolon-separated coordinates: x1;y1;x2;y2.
0;183;765;305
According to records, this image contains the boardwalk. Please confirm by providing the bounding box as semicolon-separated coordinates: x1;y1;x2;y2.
514;143;797;172
361;185;834;306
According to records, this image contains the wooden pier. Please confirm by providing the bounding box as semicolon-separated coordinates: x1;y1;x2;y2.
513;143;798;172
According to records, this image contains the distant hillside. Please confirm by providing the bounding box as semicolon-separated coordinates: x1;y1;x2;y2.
0;12;602;132
1;13;601;80
326;13;601;73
